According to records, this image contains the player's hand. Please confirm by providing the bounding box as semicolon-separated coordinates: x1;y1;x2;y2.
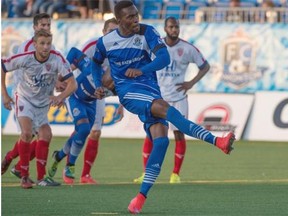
114;104;124;122
55;80;67;92
125;68;142;78
175;81;194;94
49;95;64;107
94;87;105;99
2;95;14;110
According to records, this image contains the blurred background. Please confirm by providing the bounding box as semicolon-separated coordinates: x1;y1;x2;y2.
1;0;287;22
1;0;288;142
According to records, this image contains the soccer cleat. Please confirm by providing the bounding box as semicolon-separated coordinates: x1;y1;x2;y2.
21;176;33;189
216;132;236;154
128;193;146;214
80;174;97;184
1;153;12;175
133;173;145;184
12;166;36;184
10;166;22;179
48;151;59;177
169;173;181;184
63;165;75;185
37;176;61;186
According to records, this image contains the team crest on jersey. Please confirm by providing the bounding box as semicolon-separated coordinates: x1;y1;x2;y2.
211;28;267;89
73;108;80;117
133;37;142;47
177;48;184;57
45;63;51;71
83;56;90;67
19;105;24;112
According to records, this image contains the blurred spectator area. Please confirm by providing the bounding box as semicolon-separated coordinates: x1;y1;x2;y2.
1;0;287;23
1;0;117;19
140;0;288;23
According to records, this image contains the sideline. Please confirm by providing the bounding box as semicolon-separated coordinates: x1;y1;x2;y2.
2;179;288;187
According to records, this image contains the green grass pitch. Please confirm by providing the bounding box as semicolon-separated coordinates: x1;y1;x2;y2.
1;135;288;215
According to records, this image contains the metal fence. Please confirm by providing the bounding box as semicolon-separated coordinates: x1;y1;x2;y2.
194;7;288;23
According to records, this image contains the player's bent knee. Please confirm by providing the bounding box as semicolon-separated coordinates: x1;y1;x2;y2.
89;130;101;140
78;123;91;139
38;124;53;142
20;132;33;143
151;99;170;118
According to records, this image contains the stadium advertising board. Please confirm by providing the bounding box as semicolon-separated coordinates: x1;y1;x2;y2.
244;91;288;141
187;93;254;139
3;94;253;140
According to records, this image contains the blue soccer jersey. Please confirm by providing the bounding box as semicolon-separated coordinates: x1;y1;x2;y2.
93;24;166;92
65;48;103;125
93;23;170;130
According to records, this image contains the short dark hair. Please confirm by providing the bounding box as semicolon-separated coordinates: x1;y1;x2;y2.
103;17;118;31
164;17;178;27
33;13;50;26
114;0;134;19
33;29;52;42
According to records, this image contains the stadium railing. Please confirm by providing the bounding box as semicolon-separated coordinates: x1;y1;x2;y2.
193;7;288;23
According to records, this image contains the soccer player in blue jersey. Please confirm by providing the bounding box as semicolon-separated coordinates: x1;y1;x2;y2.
79;18;122;184
92;1;236;214
134;17;211;184
47;47;102;184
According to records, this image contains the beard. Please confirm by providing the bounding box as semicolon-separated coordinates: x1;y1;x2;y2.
167;34;178;41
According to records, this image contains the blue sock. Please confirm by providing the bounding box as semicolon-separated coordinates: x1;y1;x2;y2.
166;106;216;144
57;134;74;161
69;123;90;165
140;137;169;196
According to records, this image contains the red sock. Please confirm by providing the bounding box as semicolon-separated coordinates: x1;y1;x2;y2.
29;139;37;160
18;139;30;177
6;141;19;160
173;139;186;175
142;137;153;171
36;140;49;180
15;161;21;171
15;139;37;171
81;138;99;177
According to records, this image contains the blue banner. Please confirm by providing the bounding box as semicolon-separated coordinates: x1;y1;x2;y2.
2;20;288;94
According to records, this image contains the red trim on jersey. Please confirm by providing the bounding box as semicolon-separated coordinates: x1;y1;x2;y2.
50;50;67;63
2;51;35;63
82;40;97;53
179;38;206;62
24;38;34;52
15;92;19;117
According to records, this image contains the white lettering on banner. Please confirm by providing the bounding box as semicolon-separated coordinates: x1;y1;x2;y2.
243;92;288;141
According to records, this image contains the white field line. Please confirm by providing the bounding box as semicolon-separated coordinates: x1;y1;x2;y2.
2;179;288;187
